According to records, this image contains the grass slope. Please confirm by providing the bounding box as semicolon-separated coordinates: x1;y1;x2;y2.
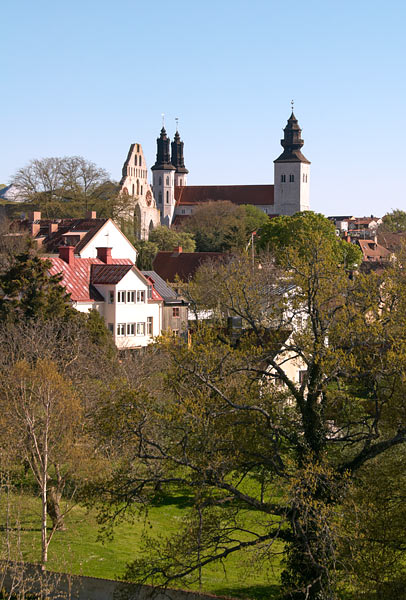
1;491;282;600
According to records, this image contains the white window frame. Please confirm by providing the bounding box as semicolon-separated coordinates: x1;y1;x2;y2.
117;291;126;303
147;316;153;335
127;323;135;336
136;322;145;336
137;290;145;303
127;290;136;303
117;323;125;336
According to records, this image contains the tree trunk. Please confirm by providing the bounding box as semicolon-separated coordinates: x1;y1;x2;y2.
47;486;65;531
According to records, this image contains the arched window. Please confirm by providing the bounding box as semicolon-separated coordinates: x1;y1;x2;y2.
134;156;137;165
158;192;162;204
136;180;140;195
166;191;169;203
159;176;162;186
166;176;169;185
289;174;295;182
141;185;143;195
139;156;142;166
281;174;286;183
132;184;134;195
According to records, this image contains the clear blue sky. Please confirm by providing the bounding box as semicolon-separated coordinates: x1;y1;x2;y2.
1;0;405;216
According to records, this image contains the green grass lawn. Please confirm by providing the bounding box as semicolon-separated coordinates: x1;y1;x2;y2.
1;491;283;600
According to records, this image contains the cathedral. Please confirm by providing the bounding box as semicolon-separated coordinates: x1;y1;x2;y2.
119;111;310;239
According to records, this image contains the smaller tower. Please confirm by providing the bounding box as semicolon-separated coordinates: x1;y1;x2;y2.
151;127;176;226
171;129;188;187
273;112;310;216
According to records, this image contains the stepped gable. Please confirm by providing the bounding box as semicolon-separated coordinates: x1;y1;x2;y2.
175;185;274;207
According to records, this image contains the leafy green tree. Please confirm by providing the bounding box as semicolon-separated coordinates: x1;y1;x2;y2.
257;211;362;269
149;226;196;252
181;201;247;252
379;209;406;233
93;241;406;599
241;204;270;236
0;250;74;322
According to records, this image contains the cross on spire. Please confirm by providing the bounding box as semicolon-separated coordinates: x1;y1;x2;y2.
161;113;165;128
291;99;294;112
175;117;179;132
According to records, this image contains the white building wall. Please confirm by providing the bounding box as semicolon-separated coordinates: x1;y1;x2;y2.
153;170;176;227
273;162;310;216
79;221;137;263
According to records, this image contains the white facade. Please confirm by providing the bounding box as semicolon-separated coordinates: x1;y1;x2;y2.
78;220;138;263
153;169;176;227
273;161;310;216
174;171;187;187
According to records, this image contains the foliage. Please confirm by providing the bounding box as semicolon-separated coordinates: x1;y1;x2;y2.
241;204;270;236
134;227;196;269
92;241;406;599
379;209;406;233
0;250;74;322
257;211;362;269
180;201;248;252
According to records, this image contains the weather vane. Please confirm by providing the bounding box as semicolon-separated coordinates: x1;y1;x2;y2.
161;113;165;128
291;99;294;112
175;117;179;132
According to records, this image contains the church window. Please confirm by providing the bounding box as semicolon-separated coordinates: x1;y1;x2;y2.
166;176;169;185
289;174;295;182
166;191;169;203
141;185;143;195
134;156;137;165
281;174;286;183
139;156;142;166
136;180;140;195
179;179;182;186
137;144;140;152
132;184;134;195
159;176;162;186
158;192;162;203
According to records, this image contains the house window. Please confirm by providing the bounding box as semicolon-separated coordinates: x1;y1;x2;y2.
127;291;136;303
173;329;179;336
281;174;286;183
181;209;185;214
117;291;126;303
137;290;145;303
172;307;180;318
109;291;114;304
147;316;153;335
137;322;145;335
117;323;125;336
127;323;135;336
289;174;295;182
108;323;114;334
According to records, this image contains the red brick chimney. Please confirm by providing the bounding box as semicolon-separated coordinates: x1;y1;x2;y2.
96;247;112;264
29;211;41;221
59;246;75;265
86;210;97;219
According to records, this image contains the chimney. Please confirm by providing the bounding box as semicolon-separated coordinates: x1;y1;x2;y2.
96;247;112;264
373;234;378;250
29;211;41;222
31;223;40;236
86;210;97;219
173;246;182;254
59;246;75;265
49;223;58;235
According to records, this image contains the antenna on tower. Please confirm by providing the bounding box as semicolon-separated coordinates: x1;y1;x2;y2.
175;117;179;132
161;113;165;128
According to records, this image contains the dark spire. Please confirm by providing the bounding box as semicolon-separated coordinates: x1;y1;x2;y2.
171;131;189;174
152;127;176;171
274;112;310;164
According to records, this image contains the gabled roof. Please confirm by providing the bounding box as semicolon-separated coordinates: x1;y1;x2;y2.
357;239;392;262
91;264;133;285
13;217;107;252
175;185;274;207
47;257;133;302
153;250;227;282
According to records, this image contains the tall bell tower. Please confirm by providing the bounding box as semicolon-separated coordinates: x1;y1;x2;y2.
151;127;176;226
171;128;188;187
273;111;310;216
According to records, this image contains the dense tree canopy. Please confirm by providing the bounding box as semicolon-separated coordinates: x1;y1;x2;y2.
92;232;406;599
379;209;406;232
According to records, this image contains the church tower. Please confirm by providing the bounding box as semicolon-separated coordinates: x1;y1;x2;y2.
151;127;176;226
171;129;188;187
273;112;310;216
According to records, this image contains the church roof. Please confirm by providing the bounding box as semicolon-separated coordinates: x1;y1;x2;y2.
274;112;310;164
175;185;274;206
153;249;227;282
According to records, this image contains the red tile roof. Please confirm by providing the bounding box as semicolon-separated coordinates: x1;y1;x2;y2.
357;239;392;262
13;218;107;253
175;185;274;206
153;250;227;282
47;257;133;302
